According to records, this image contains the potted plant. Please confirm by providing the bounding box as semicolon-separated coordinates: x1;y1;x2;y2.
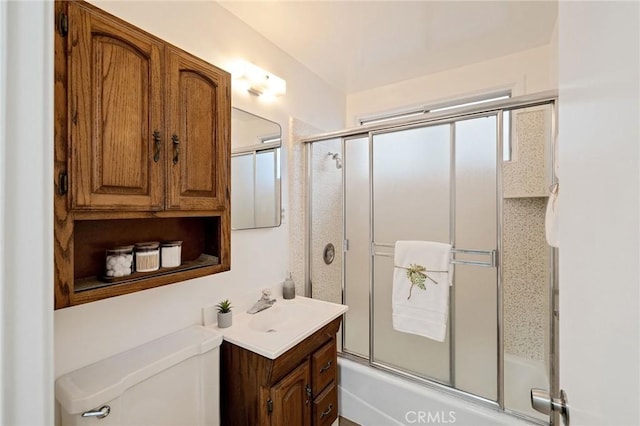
216;299;233;328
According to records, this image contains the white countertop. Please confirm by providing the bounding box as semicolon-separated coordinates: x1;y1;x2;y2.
211;296;348;359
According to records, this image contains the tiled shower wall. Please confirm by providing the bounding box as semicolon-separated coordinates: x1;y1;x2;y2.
309;139;343;304
288;117;322;297
288;118;343;305
502;108;552;364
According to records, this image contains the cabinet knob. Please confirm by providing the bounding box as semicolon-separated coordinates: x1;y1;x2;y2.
172;134;180;164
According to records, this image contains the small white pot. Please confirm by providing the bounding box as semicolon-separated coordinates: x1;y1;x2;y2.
217;311;232;328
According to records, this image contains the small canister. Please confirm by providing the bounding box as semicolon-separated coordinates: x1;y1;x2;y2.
105;245;134;278
134;242;160;272
160;240;182;268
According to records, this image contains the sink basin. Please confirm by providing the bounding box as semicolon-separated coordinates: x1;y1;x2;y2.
215;296;348;359
248;304;311;333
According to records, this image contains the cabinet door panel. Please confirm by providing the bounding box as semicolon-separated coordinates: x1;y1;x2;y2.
166;48;230;210
271;361;311;426
69;2;163;210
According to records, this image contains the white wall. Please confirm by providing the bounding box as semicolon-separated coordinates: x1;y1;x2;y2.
1;2;54;425
52;1;344;380
558;2;639;424
347;44;556;125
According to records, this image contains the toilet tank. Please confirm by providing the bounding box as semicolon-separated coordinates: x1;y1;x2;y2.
56;326;222;426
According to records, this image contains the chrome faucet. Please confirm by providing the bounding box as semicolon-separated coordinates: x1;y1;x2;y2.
247;289;276;314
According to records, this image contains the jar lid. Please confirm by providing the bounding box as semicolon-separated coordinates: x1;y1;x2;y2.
161;240;182;247
134;241;160;250
107;245;134;253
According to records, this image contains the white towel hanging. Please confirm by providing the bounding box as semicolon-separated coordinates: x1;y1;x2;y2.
392;241;452;342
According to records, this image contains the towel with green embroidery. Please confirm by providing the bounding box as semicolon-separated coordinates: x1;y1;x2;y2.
392;240;452;342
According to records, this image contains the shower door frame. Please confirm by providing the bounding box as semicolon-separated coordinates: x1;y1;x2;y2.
303;91;558;425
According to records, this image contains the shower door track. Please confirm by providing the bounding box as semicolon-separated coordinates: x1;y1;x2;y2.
301;90;557;144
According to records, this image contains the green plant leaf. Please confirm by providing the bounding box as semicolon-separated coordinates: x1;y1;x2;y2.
406;264;427;299
216;299;232;313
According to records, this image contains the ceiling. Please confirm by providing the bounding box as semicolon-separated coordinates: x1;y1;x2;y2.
217;1;558;94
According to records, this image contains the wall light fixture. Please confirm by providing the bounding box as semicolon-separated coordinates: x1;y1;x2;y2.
231;60;286;99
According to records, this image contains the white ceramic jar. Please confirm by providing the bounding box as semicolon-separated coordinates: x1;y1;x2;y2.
160;241;182;268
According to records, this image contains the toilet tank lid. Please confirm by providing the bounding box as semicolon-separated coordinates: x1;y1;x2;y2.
55;325;223;414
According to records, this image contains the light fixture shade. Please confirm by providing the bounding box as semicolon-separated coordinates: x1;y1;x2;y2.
232;60;286;98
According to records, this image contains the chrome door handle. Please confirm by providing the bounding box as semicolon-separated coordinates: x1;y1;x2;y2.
531;388;569;425
81;405;110;419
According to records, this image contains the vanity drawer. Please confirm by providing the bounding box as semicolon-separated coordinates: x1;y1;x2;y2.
313;383;337;426
311;340;336;395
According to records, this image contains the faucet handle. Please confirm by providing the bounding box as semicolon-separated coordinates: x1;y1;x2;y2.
261;288;272;299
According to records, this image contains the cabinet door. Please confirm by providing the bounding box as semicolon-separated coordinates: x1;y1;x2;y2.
165;47;230;211
68;2;164;210
271;361;312;426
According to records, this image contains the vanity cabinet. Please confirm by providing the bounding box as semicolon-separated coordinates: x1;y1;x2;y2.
54;0;230;308
221;317;342;426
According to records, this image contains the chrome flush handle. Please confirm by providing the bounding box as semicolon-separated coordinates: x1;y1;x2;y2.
81;405;111;419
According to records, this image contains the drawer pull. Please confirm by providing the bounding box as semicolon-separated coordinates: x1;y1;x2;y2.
320;360;332;373
320;403;333;419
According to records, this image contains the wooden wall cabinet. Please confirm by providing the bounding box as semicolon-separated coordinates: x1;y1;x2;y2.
221;317;341;426
54;0;231;309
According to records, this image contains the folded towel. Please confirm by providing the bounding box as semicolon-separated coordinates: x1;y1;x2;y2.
392;241;452;342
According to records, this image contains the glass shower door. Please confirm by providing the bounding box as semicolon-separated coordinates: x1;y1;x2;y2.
371;124;452;384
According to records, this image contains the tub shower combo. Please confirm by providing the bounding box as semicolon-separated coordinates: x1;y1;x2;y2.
304;93;558;425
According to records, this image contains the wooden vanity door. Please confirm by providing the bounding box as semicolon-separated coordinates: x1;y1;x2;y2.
270;361;312;426
68;2;164;211
165;47;230;211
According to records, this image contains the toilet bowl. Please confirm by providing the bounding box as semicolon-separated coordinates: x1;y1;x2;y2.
56;325;222;426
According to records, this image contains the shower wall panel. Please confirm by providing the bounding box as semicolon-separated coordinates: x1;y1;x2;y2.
289;117;322;297
503;106;552;364
310;139;343;304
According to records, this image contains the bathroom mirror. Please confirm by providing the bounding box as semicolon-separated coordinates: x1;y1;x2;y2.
231;108;282;230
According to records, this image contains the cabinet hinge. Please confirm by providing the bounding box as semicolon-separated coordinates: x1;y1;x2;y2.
266;398;273;414
56;11;68;37
58;172;68;195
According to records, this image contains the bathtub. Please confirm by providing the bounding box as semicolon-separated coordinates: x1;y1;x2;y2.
338;357;538;426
